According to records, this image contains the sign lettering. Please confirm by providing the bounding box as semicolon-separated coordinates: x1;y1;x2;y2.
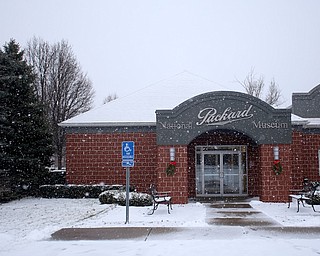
159;121;192;130
196;105;253;126
252;121;288;129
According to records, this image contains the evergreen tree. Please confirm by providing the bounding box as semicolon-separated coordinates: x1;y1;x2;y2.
0;40;53;195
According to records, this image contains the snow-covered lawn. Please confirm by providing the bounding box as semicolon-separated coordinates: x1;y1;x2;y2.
251;200;320;226
1;197;320;256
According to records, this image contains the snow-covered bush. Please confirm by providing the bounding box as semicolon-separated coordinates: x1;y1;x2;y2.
99;190;153;206
98;190;121;204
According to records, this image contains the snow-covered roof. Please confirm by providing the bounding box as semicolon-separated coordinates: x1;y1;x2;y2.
303;118;320;128
291;114;320;128
291;114;309;125
60;71;320;128
60;71;239;127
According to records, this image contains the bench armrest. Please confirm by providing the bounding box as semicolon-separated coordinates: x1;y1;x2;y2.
289;194;310;200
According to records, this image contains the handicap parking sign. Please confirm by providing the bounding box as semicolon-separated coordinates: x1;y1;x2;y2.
122;141;134;159
122;141;134;167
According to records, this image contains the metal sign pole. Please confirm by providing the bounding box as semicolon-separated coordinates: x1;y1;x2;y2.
122;141;134;224
125;167;130;224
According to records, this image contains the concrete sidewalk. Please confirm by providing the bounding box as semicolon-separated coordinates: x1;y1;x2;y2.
51;226;320;241
51;202;320;241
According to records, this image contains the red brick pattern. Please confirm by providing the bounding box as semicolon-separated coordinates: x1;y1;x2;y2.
66;132;157;193
291;131;320;187
156;145;189;204
65;129;320;203
259;144;292;202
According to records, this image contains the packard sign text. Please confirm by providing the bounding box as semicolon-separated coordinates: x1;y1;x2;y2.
196;105;253;126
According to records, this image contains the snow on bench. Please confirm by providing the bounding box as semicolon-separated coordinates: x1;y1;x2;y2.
288;181;320;212
148;184;172;215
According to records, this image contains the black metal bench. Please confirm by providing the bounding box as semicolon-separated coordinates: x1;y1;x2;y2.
148;184;172;215
288;194;310;212
288;181;320;212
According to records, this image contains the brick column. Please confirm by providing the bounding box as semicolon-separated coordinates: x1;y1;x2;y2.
156;145;189;204
259;144;292;202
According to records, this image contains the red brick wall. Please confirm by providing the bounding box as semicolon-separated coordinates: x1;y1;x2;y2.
258;132;320;202
65;129;320;203
291;131;309;189
247;145;261;197
290;131;320;189
304;133;320;182
66;132;157;193
187;146;196;198
259;144;292;202
156;145;189;204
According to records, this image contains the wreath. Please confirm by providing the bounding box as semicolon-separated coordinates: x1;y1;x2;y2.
166;161;176;176
272;160;283;175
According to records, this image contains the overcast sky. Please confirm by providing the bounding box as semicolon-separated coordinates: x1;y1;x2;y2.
2;0;320;107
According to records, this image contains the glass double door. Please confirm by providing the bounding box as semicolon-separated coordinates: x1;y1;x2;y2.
196;147;247;196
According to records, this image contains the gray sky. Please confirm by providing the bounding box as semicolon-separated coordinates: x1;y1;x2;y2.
2;0;320;107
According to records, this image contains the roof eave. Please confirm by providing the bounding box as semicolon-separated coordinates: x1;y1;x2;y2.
59;121;156;127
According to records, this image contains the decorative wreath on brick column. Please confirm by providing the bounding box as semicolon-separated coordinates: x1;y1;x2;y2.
166;161;176;176
272;160;283;175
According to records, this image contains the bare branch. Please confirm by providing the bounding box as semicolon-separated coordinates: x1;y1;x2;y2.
238;69;282;107
265;78;282;107
25;38;95;169
237;68;264;98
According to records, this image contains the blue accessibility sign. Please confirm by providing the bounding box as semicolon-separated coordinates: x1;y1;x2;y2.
122;141;134;159
122;141;134;167
122;160;134;167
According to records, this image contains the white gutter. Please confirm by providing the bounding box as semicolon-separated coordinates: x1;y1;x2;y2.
59;121;157;127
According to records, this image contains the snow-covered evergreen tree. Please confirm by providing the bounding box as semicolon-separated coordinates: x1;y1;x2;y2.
0;40;53;195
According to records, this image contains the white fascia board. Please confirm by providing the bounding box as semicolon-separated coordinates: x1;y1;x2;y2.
304;118;320;128
59;121;156;127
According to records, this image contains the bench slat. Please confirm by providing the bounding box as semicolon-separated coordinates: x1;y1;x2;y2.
289;194;309;200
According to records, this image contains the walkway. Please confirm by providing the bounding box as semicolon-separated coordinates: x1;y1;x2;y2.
205;201;280;226
51;201;320;240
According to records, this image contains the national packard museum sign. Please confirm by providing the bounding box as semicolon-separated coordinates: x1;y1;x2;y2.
156;91;292;145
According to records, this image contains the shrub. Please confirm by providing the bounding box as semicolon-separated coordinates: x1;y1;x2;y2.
0;191;20;203
98;190;120;204
39;184;128;198
45;171;66;185
306;195;320;205
99;190;153;206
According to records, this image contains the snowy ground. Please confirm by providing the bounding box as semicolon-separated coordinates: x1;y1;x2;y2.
1;197;320;256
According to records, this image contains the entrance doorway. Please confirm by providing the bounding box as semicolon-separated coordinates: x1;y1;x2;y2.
195;146;248;196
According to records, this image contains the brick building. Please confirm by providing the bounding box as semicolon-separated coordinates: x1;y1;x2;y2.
60;72;320;203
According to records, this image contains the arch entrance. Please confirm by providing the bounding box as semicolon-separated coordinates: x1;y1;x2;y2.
195;145;247;196
188;129;257;198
